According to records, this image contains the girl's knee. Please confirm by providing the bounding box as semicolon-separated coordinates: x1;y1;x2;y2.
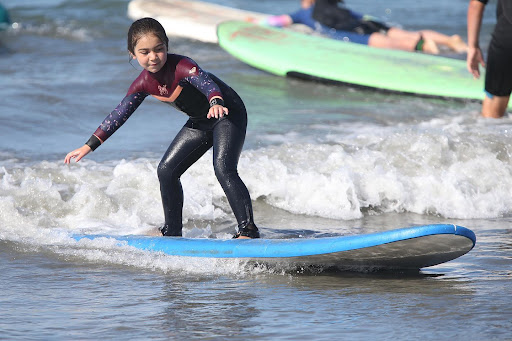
157;161;166;179
213;161;237;182
157;161;178;182
213;162;227;180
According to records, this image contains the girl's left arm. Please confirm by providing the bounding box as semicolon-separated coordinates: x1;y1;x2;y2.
181;60;229;119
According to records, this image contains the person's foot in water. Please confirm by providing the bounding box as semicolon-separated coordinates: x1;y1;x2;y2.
159;224;182;237
233;221;260;239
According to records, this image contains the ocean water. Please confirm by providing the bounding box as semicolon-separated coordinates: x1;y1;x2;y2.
1;0;511;340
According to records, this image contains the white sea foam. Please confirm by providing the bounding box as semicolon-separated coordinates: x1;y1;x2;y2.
1;113;511;270
2;117;512;232
0;224;272;275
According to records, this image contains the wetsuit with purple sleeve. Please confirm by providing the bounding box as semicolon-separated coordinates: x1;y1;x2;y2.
85;54;257;237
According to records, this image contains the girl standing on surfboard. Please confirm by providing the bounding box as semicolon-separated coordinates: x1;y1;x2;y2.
64;17;260;239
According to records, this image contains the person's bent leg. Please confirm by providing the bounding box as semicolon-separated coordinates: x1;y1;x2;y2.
384;27;440;54
368;32;438;54
419;29;468;53
212;118;259;238
388;27;466;53
158;125;212;236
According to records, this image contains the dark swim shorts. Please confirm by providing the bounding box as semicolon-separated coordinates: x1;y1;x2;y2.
485;43;512;97
484;2;512;97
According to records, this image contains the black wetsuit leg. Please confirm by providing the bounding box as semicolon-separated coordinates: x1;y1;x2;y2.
157;126;212;236
157;108;255;236
212;117;255;229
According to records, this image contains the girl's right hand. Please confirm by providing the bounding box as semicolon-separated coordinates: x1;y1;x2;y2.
207;104;229;119
64;145;92;164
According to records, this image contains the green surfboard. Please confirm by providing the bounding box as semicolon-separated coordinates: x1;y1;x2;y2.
218;21;506;106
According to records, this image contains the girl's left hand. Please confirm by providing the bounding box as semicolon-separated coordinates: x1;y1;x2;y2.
207;105;229;119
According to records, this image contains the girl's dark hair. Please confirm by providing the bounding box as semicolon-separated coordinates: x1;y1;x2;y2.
127;17;169;54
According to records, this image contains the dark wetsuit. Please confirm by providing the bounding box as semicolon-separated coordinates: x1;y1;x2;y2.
478;0;512;97
289;6;372;44
288;5;389;45
86;54;256;236
312;0;390;35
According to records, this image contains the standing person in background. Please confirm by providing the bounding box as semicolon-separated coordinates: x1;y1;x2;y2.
256;0;468;54
467;0;512;118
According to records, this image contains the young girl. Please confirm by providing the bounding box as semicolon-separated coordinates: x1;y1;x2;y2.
64;17;260;239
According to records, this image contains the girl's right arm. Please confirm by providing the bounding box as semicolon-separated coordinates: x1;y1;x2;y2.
63;92;147;163
64;145;92;164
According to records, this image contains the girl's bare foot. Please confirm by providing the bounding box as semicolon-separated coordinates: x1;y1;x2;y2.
147;228;163;236
233;222;260;239
234;235;252;239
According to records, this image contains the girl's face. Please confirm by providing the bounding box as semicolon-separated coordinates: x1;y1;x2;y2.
132;33;167;73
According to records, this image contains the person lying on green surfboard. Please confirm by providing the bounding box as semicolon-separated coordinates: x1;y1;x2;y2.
255;0;467;54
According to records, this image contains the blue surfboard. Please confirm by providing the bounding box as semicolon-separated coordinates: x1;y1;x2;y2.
72;224;475;271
